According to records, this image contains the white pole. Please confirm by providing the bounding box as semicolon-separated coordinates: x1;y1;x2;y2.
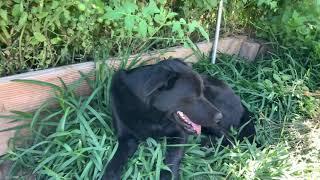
212;0;223;64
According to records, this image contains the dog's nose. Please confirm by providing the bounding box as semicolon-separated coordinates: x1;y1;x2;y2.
214;112;223;123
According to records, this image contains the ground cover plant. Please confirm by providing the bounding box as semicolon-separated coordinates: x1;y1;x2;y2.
2;0;319;76
1;49;319;179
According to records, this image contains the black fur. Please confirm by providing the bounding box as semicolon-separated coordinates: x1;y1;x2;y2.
102;59;255;180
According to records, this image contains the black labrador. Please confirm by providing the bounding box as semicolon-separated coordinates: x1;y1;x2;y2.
102;59;255;180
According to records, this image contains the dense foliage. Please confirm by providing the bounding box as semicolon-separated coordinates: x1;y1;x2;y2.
0;0;211;76
1;0;319;76
256;0;320;69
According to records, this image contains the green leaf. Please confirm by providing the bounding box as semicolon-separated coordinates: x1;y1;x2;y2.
264;79;273;88
34;32;46;42
123;2;138;14
198;26;209;41
12;79;62;93
56;155;79;172
0;10;8;23
63;9;71;22
51;1;59;9
167;12;177;19
78;3;86;11
0;123;29;132
50;37;62;45
40;166;63;179
57;107;71;132
257;0;264;6
172;21;184;38
142;0;160;16
154;14;163;24
172;21;182;33
159;0;167;5
18;12;28;28
104;8;123;20
273;73;282;83
188;20;198;33
147;26;156;36
33;153;60;173
124;16;135;30
12;4;21;17
281;74;292;81
155;144;163;180
208;0;218;8
11;111;33;119
86;105;109;129
80;86;101;112
37;12;49;19
80;161;93;179
78;114;100;147
138;19;148;38
30;101;50;129
179;18;186;25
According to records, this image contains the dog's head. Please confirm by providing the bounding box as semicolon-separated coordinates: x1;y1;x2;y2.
122;58;223;135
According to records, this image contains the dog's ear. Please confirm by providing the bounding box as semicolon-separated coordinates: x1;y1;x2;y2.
143;66;178;97
143;59;194;97
160;58;191;73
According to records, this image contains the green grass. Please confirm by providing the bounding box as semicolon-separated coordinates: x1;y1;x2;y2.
1;52;320;179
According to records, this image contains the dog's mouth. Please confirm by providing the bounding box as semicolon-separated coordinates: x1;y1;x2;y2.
175;111;201;135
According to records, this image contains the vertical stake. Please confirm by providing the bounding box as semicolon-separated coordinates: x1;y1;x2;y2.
211;0;223;64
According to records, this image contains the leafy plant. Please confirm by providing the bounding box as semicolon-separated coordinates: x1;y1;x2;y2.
255;0;320;60
0;0;211;76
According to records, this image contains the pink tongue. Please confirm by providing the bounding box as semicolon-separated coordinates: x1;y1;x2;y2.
192;123;201;135
177;111;201;135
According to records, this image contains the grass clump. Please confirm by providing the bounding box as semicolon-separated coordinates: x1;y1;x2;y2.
1;51;320;179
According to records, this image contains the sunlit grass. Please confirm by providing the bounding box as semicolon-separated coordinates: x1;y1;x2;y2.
1;52;320;179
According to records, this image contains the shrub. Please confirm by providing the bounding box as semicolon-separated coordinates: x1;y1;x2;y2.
256;1;320;59
0;0;319;79
0;0;210;76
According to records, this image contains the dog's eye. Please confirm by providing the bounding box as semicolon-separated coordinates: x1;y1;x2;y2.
159;77;177;91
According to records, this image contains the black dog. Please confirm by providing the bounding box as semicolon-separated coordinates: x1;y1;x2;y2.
102;59;255;180
201;74;255;145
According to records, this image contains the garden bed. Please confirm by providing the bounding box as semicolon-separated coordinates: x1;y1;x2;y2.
0;36;265;155
1;46;319;179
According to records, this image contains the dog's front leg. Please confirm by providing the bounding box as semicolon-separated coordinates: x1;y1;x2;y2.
102;137;138;180
161;133;187;180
